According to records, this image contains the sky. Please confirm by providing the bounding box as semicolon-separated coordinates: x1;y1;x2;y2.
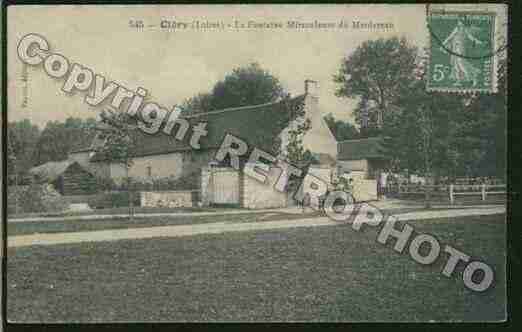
6;4;506;128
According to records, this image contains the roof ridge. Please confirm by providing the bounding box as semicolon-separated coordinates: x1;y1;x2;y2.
182;94;306;119
35;159;72;166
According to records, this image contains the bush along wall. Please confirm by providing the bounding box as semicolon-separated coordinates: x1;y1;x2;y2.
88;191;141;209
7;184;69;214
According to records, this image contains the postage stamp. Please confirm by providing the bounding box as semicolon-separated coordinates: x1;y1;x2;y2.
427;11;497;93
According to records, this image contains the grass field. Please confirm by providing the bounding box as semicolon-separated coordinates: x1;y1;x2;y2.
6;213;506;322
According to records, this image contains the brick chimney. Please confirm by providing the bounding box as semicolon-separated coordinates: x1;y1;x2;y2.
304;79;319;97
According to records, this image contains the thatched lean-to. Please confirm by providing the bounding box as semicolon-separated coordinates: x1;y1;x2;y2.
29;160;98;195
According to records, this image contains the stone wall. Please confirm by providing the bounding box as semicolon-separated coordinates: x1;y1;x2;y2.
140;191;196;208
63;194;99;204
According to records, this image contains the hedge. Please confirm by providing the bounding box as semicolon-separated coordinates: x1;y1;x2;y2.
88;191;141;209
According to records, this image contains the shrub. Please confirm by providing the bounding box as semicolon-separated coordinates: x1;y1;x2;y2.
132;173;200;191
88;191;141;209
8;184;68;214
95;172;201;192
96;176;118;191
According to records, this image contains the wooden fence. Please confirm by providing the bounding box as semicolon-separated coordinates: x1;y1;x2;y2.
388;183;507;204
449;184;507;204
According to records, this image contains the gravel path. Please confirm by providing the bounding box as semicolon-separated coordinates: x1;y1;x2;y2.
8;206;505;248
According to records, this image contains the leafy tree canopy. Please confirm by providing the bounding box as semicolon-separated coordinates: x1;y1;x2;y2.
182;62;287;114
7;119;40;175
335;37;506;180
334;37;418;133
32;117;97;166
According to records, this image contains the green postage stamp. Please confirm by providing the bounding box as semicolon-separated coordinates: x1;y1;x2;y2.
427;11;496;93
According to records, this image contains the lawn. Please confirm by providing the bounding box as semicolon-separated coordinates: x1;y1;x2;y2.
6;213;506;322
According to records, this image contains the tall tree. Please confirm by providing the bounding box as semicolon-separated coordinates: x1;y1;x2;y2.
451;59;507;179
333;37;418;133
7;119;40;179
382;75;464;181
33;117;96;166
381;56;508;181
182;62;287;114
95;108;139;219
323;113;359;141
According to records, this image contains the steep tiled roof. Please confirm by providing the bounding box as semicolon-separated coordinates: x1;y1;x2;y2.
69;128;107;153
29;160;97;182
91;95;306;161
337;137;386;161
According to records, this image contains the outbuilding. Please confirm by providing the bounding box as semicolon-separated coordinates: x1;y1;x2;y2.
29;160;98;196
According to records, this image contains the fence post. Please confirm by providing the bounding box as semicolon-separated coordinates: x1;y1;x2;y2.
481;183;486;201
449;184;454;205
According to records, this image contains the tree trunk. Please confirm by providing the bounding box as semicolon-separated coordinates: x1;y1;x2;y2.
126;166;134;221
15;172;19;215
424;181;431;209
420;108;432;209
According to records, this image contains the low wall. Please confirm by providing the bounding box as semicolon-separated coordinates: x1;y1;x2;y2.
63;194;99;204
352;179;378;202
140;190;197;208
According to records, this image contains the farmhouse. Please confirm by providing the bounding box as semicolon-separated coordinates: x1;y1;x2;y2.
29;81;388;207
75;80;339;208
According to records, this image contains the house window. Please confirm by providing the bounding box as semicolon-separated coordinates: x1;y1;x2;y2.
147;166;152;177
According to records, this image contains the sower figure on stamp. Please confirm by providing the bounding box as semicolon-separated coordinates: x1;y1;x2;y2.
442;20;484;87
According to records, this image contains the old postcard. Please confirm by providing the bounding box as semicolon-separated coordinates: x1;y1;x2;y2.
4;3;507;322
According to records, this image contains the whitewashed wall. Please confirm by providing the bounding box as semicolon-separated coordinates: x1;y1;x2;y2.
300;93;338;159
308;166;334;189
242;165;287;209
110;152;184;180
279;92;338;160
